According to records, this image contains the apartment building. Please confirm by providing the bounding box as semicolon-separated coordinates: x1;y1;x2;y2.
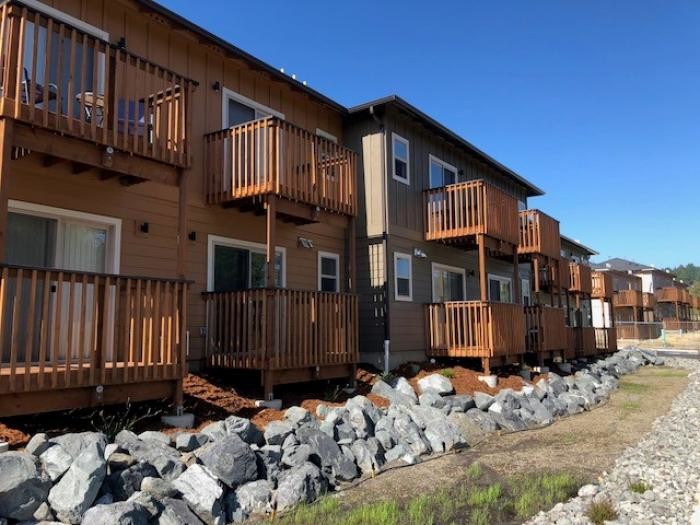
0;0;358;415
344;96;543;373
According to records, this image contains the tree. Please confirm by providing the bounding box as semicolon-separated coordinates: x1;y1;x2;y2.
690;281;700;298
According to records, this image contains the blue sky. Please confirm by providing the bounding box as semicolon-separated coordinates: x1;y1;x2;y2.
162;0;700;267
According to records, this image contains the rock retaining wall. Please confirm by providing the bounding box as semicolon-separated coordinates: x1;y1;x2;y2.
0;349;664;524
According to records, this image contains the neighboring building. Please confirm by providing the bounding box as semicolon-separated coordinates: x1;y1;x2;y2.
345;96;543;373
0;0;358;414
560;236;597;357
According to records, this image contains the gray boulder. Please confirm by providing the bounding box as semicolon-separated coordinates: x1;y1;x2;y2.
281;443;312;468
199;421;226;442
127;492;164;519
350;439;384;475
285;406;313;426
393;377;418;401
547;373;569;395
195;433;258;488
48;441;106;524
39;444;73;481
0;452;51;521
465;408;499;432
256;445;282;482
25;433;51;457
474;392;495;411
334;417;357;445
347;404;373;439
374;429;396;451
345;396;382;424
104;462;158;501
296;427;358;483
489;410;528;432
448;412;489;446
141;477;179;500
175;433;208;453
392;412;429;456
172;464;224;525
137;431;171;446
49;432;107;461
273;462;327;512
158;497;205;525
115;430;184;481
416;374;454;395
224;416;264;446
408;406;464;453
371;380;416;407
81;501;150;525
108;453;137;471
419;390;446;409
234;479;273;516
264;420;294;446
447;394;476;413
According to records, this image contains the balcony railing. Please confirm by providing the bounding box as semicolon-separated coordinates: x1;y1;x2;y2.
592;271;613;299
657;287;689;304
568;262;592;295
424;180;520;245
203;289;358;370
572;326;596;357
594;327;617;353
0;264;188;395
517;210;561;259
524;305;568;353
616;322;662;340
425;301;525;359
0;2;194;166
662;320;700;332
642;292;655;309
204;117;356;216
559;258;572;290
613;289;644;308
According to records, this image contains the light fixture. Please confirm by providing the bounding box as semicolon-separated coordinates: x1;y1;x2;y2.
298;237;314;249
212;81;221;92
413;248;427;259
188;231;197;241
139;222;149;234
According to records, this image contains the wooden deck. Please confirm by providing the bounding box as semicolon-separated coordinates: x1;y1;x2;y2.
204;117;357;216
613;289;644;308
517;209;561;259
657;287;690;304
203;289;358;391
572;326;596;357
423;180;519;246
0;2;194;169
662;320;700;332
594;327;617;353
591;271;613;299
0;264;188;416
568;263;592;295
524;305;568;357
425;301;525;373
616;323;662;340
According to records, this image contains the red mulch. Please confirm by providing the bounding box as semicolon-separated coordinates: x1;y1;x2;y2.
0;423;30;447
406;365;533;397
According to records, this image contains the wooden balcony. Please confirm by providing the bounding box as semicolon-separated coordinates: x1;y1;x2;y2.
592;271;613;299
204;117;356;217
203;289;358;391
517;210;561;260
568;262;592;295
524;305;568;354
424;180;519;246
642;292;655;310
572;326;596;357
613;289;643;308
559;258;572;291
0;264;188;416
0;2;194;174
594;327;617;353
657;287;690;304
662;320;700;332
616;323;662;340
425;301;525;372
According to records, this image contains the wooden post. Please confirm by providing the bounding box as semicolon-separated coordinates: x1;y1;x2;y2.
347;217;356;293
478;235;487;302
533;256;540;305
264;196;277;400
0;119;13;262
512;246;520;304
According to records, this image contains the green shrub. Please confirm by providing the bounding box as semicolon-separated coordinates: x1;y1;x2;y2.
586;500;618;525
629;480;652;494
440;368;455;378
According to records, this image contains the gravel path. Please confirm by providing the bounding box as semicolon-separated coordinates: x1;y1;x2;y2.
527;357;700;525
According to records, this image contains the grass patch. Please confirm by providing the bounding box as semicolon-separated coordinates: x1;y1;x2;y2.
465;462;483;479
275;469;583;525
440;368;455;378
586;499;618;525
560;432;578;445
622;400;641;411
619;381;649;394
651;369;688;378
629;480;652;494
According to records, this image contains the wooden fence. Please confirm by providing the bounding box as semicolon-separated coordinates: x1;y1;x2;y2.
203;289;358;370
204;117;356;216
594;327;617;353
573;326;596;357
0;2;194;166
517;209;561;259
0;264;188;394
423;180;519;245
662;320;700;332
425;301;525;359
616;322;662;340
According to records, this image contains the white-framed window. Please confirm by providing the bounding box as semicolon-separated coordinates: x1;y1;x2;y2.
429;154;459;189
316;128;338;143
318;251;340;292
521;278;531;306
207;235;286;292
394;252;412;301
391;133;410;185
222;87;284;128
488;274;512;303
7;200;121;273
431;263;466;303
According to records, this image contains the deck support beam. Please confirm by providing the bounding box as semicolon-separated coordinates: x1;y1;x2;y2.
478;235;487;302
264;196;277;400
0;118;13;262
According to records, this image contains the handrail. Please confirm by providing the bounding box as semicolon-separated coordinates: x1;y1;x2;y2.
517;209;561;259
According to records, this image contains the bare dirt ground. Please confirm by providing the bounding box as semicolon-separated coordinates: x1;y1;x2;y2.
331;366;688;508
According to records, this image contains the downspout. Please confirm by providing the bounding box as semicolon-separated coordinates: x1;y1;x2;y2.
369;105;392;375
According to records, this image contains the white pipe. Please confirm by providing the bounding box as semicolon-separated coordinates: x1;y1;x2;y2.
384;339;390;375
